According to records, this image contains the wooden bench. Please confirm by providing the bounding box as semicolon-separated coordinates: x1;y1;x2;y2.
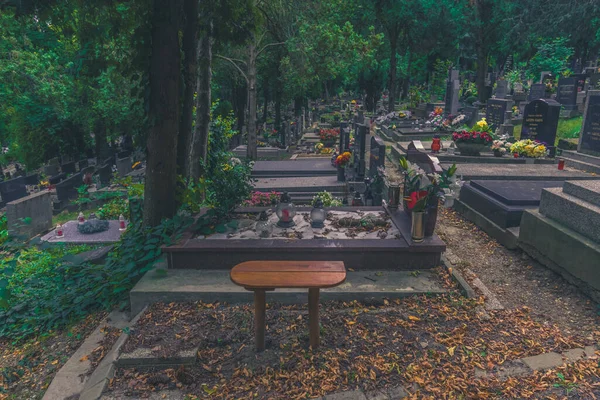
230;260;346;351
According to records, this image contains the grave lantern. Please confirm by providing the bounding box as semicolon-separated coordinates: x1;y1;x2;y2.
276;192;296;228
78;212;85;224
119;214;127;231
56;224;64;238
310;199;326;228
256;211;273;238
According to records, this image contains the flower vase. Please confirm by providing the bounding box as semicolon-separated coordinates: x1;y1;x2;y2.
411;211;425;243
424;200;439;237
493;150;503;158
337;166;345;182
456;142;488;156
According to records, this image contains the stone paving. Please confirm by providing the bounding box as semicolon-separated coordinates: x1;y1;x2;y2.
41;220;124;244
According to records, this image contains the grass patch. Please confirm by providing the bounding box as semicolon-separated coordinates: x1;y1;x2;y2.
52;208;100;226
513;116;582;145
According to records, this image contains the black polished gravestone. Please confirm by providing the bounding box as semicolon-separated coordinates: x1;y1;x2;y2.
485;99;512;130
369;136;386;177
55;173;82;203
528;84;546;101
339;122;348;152
61;161;76;174
557;77;578;110
459;180;564;229
578;90;600;155
96;163;113;185
0;177;27;204
521;99;560;150
353;124;368;180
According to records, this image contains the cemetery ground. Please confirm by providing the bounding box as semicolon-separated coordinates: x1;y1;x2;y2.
100;206;600;400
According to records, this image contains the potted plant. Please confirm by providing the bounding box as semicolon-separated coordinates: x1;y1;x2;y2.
452;118;494;156
399;158;459;238
334;151;352;182
491;139;510;157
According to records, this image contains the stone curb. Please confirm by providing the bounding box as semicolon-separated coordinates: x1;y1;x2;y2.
78;307;147;400
441;253;477;299
475;344;599;380
115;347;199;368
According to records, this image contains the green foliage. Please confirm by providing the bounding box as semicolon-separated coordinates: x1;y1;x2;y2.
312;191;343;207
527;38;573;80
97;197;129;220
0;215;192;339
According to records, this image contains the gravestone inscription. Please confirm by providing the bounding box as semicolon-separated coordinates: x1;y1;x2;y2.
485;99;512;130
521;99;560;151
495;80;508;99
578;90;600;155
528;84;546;101
557;77;578;110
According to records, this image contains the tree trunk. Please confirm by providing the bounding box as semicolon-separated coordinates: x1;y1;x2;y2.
188;20;212;180
143;0;181;227
388;35;398;112
177;0;199;179
94;120;109;160
262;81;269;124
402;50;412;100
246;43;258;160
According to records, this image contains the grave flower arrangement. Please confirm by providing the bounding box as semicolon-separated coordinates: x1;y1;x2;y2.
335;151;352;168
491;139;511;157
452;118;494;156
319;128;340;143
510;139;548;158
243;191;281;207
400;157;460;212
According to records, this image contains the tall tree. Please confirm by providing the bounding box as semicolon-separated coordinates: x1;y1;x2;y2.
143;0;181;226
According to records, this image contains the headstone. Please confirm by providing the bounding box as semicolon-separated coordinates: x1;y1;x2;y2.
354;124;368;180
528;84;546;101
0;177;27;204
485;99;512;130
48;173;66;185
574;74;587;93
406;141;442;174
369;136;386;177
6;191;52;239
578;90;600;155
61;161;76;174
55;173;82;203
48;157;59;166
464;106;479;127
339;122;348;152
540;71;552;84
43;164;60;176
23;173;39;185
495;80;508;99
521;99;560;151
444;69;460;116
96;164;112;185
590;74;600;90
556;77;578;110
116;157;132;178
78;159;89;171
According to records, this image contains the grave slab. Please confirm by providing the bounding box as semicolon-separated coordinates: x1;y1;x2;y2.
41;220;124;244
130;269;447;316
253;175;345;192
252;159;336;177
444;163;600;181
539;187;600;241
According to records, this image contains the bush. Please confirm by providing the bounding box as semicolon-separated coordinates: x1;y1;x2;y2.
312;191;343;207
97;197;129;220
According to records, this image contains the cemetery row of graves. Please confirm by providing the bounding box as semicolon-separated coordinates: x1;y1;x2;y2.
3;64;600;399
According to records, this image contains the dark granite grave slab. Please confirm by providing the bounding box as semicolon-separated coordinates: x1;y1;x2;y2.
252;159;336;177
444;163;599;181
0;177;27;204
61;161;77;174
459;180;563;228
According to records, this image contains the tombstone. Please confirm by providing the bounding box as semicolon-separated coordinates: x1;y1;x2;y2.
557;77;578;112
354;124;368;180
573;74;587;93
78;159;89;171
43;164;60;177
116;157;132;178
464;106;479;127
590;74;600;90
48;173;66;185
61;161;77;174
540;71;552;84
117;151;130;159
6;191;52;239
406;141;442;174
528;84;546;101
577;92;587;113
61;154;74;164
48;157;60;166
23;173;39;185
521;99;560;154
499;111;515;137
339;122;348;152
495;80;508;99
0;177;27;205
369;136;386;177
55;172;82;203
444;69;460;116
578;90;600;155
485;99;512;130
95;164;111;185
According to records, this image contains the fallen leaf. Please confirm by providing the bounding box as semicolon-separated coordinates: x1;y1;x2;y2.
408;316;420;321
448;346;456;356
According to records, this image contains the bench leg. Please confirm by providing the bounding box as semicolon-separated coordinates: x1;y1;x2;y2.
254;290;266;352
308;288;320;349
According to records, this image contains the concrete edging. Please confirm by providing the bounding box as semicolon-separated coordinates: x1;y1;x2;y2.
441;253;477;299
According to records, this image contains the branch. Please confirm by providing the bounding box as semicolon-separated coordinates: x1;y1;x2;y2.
215;55;249;82
257;42;285;57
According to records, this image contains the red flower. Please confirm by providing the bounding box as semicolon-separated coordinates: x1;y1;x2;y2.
406;190;429;210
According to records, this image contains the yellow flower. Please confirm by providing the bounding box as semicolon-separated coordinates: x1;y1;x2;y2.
351;100;357;104
131;161;141;169
222;164;233;172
